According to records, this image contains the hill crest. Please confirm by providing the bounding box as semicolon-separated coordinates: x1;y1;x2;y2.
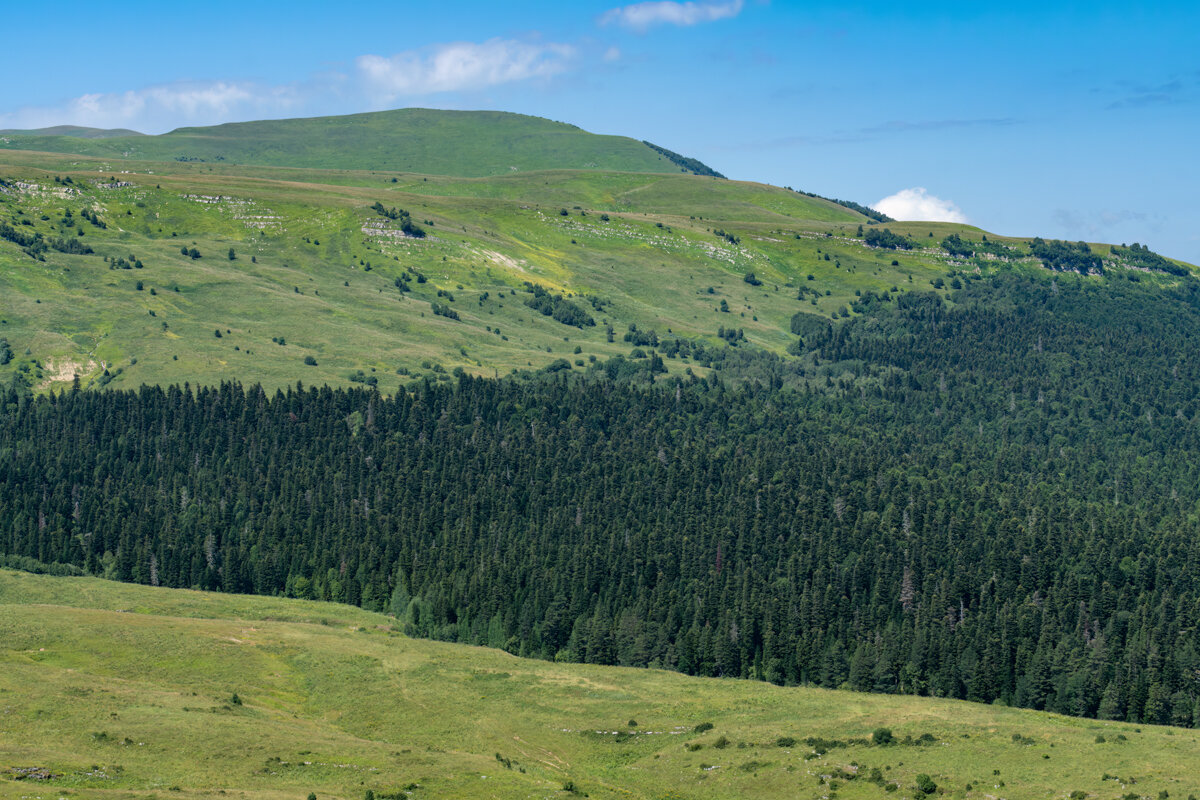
0;124;144;139
0;107;724;178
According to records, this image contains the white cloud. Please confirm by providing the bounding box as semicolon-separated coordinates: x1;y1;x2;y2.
1052;208;1157;238
599;0;744;31
0;80;302;134
873;187;968;224
0;37;581;133
357;38;576;100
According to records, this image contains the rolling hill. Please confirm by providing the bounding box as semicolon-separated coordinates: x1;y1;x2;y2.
0;142;907;393
2;569;1198;800
1;123;1185;395
0;108;723;177
0;125;144;139
4;110;1200;750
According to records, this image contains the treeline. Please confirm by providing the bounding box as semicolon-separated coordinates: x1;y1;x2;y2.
371;201;425;238
1111;243;1188;276
788;188;893;223
864;228;913;250
523;284;595;328
641;141;725;178
941;234;1017;260
616;325;729;364
1030;238;1102;274
430;301;459;320
4;272;1200;727
0;553;85;577
0;219;93;261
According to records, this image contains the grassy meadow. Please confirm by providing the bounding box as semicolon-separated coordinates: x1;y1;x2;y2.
1;108;1193;395
0;109;695;177
0;144;1066;395
1;570;1198;800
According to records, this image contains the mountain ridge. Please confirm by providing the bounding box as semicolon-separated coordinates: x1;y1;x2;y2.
0;138;1191;395
0;124;144;139
0;107;725;178
5;109;1200;771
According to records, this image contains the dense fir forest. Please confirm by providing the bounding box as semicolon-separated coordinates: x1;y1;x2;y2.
3;271;1200;728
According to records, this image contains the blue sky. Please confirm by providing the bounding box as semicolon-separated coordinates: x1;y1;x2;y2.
3;1;1197;262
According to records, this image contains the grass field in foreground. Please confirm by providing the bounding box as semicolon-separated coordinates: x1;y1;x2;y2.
2;570;1198;800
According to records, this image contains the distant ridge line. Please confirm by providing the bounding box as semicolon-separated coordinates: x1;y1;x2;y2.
642;140;725;178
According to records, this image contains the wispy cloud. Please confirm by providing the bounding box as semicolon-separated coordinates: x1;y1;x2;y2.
1106;80;1184;110
599;0;744;32
873;188;968;224
729;117;1022;150
859;118;1020;135
0;36;582;133
357;38;577;100
0;80;303;133
1104;75;1195;110
734;132;864;149
1051;208;1160;237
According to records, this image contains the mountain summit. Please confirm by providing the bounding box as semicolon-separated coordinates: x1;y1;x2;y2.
0;108;724;177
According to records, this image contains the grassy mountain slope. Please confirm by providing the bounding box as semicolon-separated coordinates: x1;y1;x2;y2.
0;125;144;139
2;569;1196;800
0;149;895;393
0;109;720;177
0;140;1192;394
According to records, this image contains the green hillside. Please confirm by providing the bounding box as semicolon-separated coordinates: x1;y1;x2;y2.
0;146;893;393
0;143;1190;394
0;125;144;139
2;569;1197;800
5;111;1200;793
2;143;1193;393
0;109;721;177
